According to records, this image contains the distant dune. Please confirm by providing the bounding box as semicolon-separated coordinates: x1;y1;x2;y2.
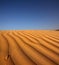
56;29;59;31
0;30;59;65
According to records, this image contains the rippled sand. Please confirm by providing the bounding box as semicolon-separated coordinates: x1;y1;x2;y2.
0;30;59;65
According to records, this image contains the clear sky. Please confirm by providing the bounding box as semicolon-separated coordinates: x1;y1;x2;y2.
0;0;59;30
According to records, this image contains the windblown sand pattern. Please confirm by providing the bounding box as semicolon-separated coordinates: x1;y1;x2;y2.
0;30;59;65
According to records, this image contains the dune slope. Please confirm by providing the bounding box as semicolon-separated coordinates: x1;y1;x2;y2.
0;30;59;65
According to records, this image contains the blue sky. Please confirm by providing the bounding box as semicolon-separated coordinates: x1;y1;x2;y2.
0;0;59;30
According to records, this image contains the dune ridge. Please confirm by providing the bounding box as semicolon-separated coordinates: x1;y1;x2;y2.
0;30;59;65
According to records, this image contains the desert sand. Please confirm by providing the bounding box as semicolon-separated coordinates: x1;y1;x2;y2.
0;30;59;65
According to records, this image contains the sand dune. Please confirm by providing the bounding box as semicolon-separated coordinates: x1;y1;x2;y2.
0;30;59;65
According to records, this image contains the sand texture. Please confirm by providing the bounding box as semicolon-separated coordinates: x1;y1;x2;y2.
0;30;59;65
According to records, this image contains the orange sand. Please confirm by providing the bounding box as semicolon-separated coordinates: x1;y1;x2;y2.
0;30;59;65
